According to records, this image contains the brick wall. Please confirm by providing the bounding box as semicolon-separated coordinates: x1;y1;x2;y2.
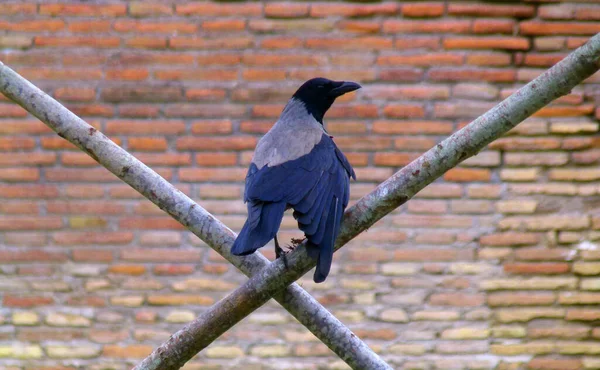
1;1;600;369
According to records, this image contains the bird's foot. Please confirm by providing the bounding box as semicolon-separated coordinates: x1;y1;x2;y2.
275;244;289;269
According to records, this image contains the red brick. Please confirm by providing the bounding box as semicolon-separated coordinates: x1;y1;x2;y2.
567;309;600;321
103;345;153;359
261;37;303;49
338;20;380;34
106;69;149;81
176;2;262;16
114;20;196;34
523;53;566;67
40;4;126;16
127;37;167;49
401;3;444;18
73;249;113;262
54;87;96;102
383;20;471;34
444;37;529;50
190;120;232;134
180;168;247;182
0;4;36;15
504;263;570;275
68;20;111;33
35;36;120;48
372;120;454;134
378;67;424;82
170;37;253;50
68;296;106;307
47;201;125;215
0;19;65;32
328;105;378;119
333;137;392;151
528;358;582;370
108;265;146;276
129;2;173;16
110;52;195;66
0;216;61;230
310;3;398;17
263;3;308;18
444;168;491;182
2;50;59;65
61;153;99;166
67;104;114;117
516;247;573;261
448;3;534;18
306;37;392;50
243;69;287;81
487;293;556;307
383;104;425;118
407;200;448;214
0;250;67;263
119;217;185;230
520;21;600;36
105;120;185;135
165;104;246;118
467;53;512;66
53;231;133;245
489;138;562;151
243;54;326;67
576;7;600;21
240;120;273;134
472;19;515;34
121;248;201;262
120;105;160;118
394;214;473;228
177;136;256;151
0;184;59;198
394;37;440;50
429;293;485;307
480;233;540;246
59;53;106;66
394;248;461;261
429;68;515;82
159;69;237;81
46;168;119;182
195;153;238;167
135;153;191;166
534;104;594;117
0;104;28;117
128;137;167;151
186;88;227;102
154;265;195;276
0;137;35;151
0;201;39;215
3;295;54;308
202;20;246;32
377;53;463;66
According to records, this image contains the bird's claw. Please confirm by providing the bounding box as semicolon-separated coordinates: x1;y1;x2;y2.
290;237;306;247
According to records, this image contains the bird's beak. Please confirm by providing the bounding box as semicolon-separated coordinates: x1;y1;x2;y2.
329;81;362;98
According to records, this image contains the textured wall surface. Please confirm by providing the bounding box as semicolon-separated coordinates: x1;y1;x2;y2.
1;1;600;369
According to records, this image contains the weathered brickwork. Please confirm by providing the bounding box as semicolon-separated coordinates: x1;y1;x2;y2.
1;1;600;369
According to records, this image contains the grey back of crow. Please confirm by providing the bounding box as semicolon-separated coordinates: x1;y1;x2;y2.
231;78;359;283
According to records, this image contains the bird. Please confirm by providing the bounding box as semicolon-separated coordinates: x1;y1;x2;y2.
231;77;359;283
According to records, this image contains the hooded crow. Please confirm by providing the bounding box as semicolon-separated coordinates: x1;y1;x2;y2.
231;77;359;283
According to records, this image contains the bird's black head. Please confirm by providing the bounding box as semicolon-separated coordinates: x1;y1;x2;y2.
292;77;361;124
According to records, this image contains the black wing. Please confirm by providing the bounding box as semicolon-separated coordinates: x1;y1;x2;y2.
245;134;354;282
